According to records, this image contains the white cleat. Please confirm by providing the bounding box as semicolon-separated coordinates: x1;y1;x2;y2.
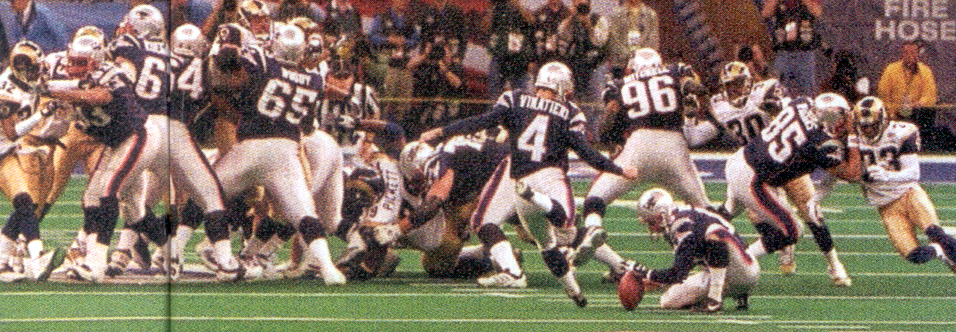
26;249;62;281
0;264;26;283
828;262;852;287
322;266;347;286
194;240;217;273
477;271;527;288
572;226;607;266
106;249;133;277
71;263;106;283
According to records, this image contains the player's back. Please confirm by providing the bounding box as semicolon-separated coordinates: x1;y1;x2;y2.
743;96;843;186
613;63;693;133
434;134;510;204
169;53;207;123
111;34;170;115
237;55;322;142
498;90;582;178
74;61;147;147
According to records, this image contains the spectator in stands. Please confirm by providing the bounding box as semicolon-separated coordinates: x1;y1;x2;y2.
483;0;533;97
736;44;772;81
530;0;569;70
606;0;658;79
273;0;321;23
821;49;871;104
0;0;68;59
416;0;466;62
557;0;608;103
762;0;823;97
324;0;362;39
877;40;938;121
368;0;419;123
406;38;465;139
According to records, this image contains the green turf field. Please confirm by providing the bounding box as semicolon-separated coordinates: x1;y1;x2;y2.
1;178;955;331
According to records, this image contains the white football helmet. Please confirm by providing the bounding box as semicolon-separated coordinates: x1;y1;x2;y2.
271;23;306;65
534;61;573;98
66;35;106;79
9;41;45;85
627;48;662;72
399;141;436;181
854;96;888;144
172;24;209;58
238;0;272;39
73;25;106;46
636;188;675;237
813;92;852;137
118;4;165;40
288;17;323;63
720;61;752;107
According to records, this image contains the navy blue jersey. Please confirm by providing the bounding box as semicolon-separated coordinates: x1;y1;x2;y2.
426;135;509;205
111;34;170;116
234;48;322;141
74;62;147;147
604;63;696;133
744;97;846;186
648;208;749;285
169;54;207;123
442;90;622;179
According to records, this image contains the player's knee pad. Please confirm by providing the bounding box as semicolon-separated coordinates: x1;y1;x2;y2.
541;247;569;277
180;199;204;229
203;210;230;243
299;217;326;244
905;245;937;264
476;223;508;248
753;223;795;253
806;221;834;252
582;197;606;217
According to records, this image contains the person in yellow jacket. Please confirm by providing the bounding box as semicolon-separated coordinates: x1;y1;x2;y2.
877;40;937;121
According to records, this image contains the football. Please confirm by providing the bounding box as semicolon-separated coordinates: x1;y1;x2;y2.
617;269;645;311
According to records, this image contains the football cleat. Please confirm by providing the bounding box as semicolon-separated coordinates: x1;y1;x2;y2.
0;264;26;283
571;226;607;266
691;298;724;313
601;260;636;284
306;262;346;286
240;254;264;281
779;245;796;275
828;261;852;287
25;248;63;281
557;265;587;308
733;293;749;311
71;263;106;283
930;243;956;273
477;271;527;288
106;249;133;277
194;239;217;272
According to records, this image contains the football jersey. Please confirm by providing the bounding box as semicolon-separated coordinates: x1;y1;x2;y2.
647;207;749;285
604;63;697;133
111;34;170;115
169;54;207;123
422;134;509;205
73;61;147;147
708;79;786;147
45;51;70;80
857;122;921;207
743;96;846;186
317;83;380;147
234;48;323;142
442;89;621;179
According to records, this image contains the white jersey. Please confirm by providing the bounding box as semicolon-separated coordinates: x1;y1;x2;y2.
857;122;921;207
708;79;785;147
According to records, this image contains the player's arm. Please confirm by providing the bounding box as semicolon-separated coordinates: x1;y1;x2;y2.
642;242;696;285
866;131;921;183
421;95;510;143
567;128;626;176
825;136;863;182
398;169;454;233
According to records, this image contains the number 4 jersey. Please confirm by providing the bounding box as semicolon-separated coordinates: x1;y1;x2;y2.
743;96;846;186
442;90;622;179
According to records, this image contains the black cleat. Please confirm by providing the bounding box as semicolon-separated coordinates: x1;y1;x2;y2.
734;293;749;311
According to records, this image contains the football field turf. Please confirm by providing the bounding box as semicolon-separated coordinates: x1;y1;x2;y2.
1;177;955;331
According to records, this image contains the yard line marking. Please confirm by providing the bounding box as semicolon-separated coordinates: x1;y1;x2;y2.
0;316;953;326
777;325;871;330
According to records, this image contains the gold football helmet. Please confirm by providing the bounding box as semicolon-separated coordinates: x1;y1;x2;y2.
854;96;888;144
9;41;44;86
720;61;752;107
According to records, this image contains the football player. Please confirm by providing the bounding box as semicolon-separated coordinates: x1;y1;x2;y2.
851;96;956;271
205;22;345;284
579;48;711;281
722;93;861;286
630;188;760;312
0;41;68;282
684;61;845;275
358;131;510;280
421;61;636;307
